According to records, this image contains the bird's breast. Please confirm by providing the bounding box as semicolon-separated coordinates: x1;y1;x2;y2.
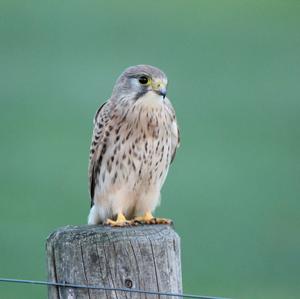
124;95;173;139
105;103;173;190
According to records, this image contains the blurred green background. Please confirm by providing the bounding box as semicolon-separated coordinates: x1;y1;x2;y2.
0;1;299;298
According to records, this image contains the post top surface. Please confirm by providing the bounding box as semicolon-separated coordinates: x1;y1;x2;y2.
47;224;179;245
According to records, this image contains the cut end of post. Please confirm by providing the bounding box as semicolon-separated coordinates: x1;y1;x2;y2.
46;224;182;299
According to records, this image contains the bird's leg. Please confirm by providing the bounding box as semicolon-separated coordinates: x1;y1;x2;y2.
105;213;132;227
134;211;172;225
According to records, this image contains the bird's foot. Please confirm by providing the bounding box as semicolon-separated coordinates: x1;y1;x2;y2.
151;218;173;224
133;212;172;225
105;213;132;227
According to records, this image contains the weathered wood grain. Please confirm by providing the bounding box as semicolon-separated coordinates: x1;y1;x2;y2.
46;225;182;299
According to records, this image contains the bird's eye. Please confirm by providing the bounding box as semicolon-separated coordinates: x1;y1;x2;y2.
138;76;149;85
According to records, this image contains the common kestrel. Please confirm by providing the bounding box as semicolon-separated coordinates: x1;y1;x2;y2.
88;65;180;226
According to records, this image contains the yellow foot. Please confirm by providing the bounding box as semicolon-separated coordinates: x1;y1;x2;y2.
134;212;172;225
105;213;132;227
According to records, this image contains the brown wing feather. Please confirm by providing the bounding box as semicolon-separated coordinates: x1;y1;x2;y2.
88;101;109;207
164;98;180;164
171;124;180;163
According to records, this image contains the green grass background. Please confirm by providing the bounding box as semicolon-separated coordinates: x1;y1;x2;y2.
0;1;299;298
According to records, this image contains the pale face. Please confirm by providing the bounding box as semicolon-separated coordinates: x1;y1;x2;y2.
129;73;168;99
112;65;168;100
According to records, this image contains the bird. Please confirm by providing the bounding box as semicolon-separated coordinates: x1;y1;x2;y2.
88;65;180;226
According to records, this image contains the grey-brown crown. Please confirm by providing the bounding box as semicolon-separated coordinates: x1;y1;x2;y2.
121;65;167;80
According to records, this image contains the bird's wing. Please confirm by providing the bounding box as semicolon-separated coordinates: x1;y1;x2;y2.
164;98;180;163
88;101;110;207
170;119;180;163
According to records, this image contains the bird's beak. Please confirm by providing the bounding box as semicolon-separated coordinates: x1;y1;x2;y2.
151;80;167;98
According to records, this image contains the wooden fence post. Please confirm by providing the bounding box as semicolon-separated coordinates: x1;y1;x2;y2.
46;224;182;299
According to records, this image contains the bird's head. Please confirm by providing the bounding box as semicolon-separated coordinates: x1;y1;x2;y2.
112;65;168;101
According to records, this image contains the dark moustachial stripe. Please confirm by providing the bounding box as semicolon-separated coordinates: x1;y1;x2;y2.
133;90;147;102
